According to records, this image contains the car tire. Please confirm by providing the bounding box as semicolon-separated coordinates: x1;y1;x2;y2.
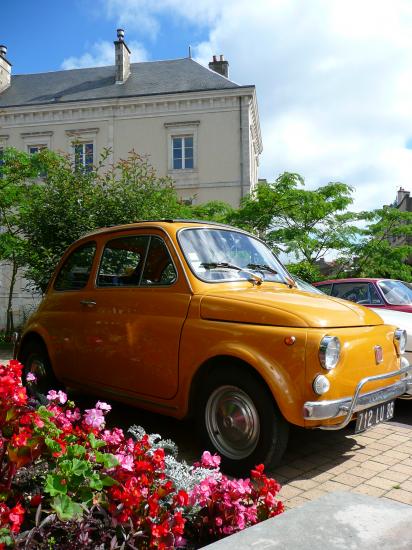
196;364;289;476
21;341;62;402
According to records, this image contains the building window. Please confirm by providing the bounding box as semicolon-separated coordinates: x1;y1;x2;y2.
172;136;193;169
28;144;46;155
165;121;199;174
74;142;94;172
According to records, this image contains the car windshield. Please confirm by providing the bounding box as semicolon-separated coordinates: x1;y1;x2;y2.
377;280;412;305
178;227;290;284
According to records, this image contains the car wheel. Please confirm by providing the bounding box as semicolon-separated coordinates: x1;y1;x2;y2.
21;341;61;402
196;365;289;475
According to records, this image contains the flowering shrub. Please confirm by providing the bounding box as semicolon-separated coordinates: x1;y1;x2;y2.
0;360;283;549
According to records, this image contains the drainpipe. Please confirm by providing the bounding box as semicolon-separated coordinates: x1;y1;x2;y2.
239;96;244;199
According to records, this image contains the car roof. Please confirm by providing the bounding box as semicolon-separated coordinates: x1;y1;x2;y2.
314;278;383;284
77;219;252;241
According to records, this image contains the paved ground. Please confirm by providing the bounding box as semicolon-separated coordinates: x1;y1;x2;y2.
2;347;411;511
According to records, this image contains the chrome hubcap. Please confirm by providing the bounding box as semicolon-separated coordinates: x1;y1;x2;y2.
205;385;260;459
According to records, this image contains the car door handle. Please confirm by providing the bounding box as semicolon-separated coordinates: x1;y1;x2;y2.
80;299;97;307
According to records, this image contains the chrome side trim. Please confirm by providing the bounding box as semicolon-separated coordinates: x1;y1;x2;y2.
304;359;412;431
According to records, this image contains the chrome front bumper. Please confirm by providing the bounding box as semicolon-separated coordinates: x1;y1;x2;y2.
304;357;412;431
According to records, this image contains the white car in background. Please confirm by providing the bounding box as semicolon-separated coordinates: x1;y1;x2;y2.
371;308;412;366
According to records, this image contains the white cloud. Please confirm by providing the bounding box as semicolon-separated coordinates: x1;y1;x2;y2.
61;40;148;70
99;0;412;210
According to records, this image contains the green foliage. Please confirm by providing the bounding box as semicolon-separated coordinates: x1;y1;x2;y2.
189;200;235;223
343;208;412;280
286;260;323;283
230;173;359;264
5;148;188;291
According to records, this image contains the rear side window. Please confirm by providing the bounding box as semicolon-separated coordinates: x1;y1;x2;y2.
331;282;382;304
97;236;150;287
141;236;177;286
54;242;96;291
96;235;177;287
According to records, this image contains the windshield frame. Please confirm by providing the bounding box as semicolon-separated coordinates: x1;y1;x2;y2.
177;226;291;285
377;279;412;306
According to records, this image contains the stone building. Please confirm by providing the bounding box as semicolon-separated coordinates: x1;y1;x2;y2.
0;30;263;329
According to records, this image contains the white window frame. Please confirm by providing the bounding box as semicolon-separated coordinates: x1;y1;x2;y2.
164;121;199;173
73;142;94;171
172;135;194;170
27;144;47;155
66;128;99;171
21;131;52;152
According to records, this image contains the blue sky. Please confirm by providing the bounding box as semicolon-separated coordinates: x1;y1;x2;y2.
3;0;412;211
2;0;209;74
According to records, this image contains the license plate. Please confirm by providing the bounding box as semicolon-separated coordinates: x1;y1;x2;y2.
355;401;395;433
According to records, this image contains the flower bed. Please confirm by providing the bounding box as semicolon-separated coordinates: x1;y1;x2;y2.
0;360;283;549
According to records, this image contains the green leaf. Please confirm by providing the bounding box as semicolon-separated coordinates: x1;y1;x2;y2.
44;474;68;496
88;433;106;449
89;473;103;491
44;437;63;454
51;494;83;521
94;451;119;469
67;444;86;458
101;475;118;487
71;458;91;477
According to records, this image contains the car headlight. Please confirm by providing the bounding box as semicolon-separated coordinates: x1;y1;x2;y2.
319;336;341;370
394;329;407;355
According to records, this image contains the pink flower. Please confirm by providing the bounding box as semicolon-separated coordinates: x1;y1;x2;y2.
96;401;111;412
65;408;81;422
115;452;134;471
47;389;67;404
102;427;124;445
26;372;36;382
83;407;105;429
199;450;221;468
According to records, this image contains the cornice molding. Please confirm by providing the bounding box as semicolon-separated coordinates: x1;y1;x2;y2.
65;127;100;136
20;130;53;137
164;120;200;128
0;88;256;127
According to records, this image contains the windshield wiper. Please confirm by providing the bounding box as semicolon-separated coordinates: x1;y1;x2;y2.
201;262;243;271
200;262;263;285
246;263;297;288
246;263;278;275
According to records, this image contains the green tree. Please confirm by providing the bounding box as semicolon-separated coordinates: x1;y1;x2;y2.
0;149;42;332
342;207;412;280
10;148;187;292
230;172;359;265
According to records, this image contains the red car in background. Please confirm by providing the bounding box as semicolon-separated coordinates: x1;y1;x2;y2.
313;278;412;313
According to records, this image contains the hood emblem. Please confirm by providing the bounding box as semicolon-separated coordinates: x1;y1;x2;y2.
374;345;383;365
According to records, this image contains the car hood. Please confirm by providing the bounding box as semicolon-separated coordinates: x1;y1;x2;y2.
200;285;383;328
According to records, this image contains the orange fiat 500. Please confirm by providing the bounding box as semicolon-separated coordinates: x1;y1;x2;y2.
16;220;412;473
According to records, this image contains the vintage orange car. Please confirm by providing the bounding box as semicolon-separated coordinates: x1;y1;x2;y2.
15;220;412;473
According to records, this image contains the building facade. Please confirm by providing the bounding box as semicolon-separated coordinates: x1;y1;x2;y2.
0;30;263;328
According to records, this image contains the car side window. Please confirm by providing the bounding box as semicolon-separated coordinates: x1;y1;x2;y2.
332;282;371;303
367;284;383;305
54;242;96;291
317;284;332;295
141;236;177;286
97;236;150;287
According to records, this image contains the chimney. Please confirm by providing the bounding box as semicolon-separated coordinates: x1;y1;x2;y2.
114;29;131;84
397;187;410;206
0;45;11;93
209;54;229;78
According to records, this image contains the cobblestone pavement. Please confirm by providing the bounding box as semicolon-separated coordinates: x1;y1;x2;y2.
1;347;411;511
